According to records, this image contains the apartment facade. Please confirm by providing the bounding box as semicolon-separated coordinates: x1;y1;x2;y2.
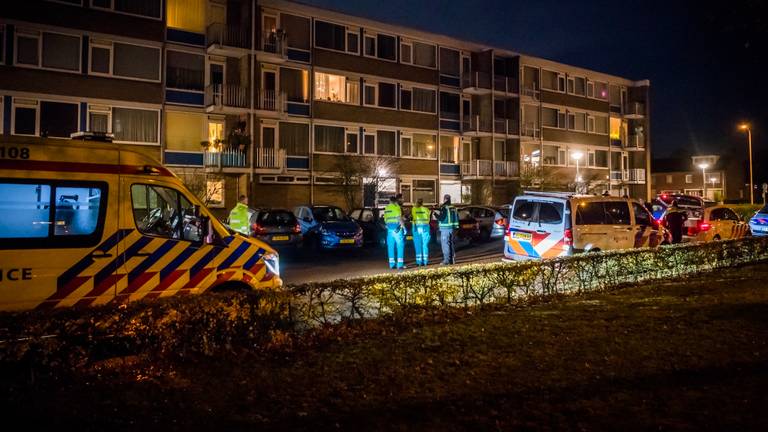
651;155;747;202
0;0;651;218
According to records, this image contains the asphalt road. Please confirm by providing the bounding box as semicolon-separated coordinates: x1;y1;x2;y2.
280;238;505;285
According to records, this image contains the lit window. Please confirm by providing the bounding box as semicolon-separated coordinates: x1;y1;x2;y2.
166;0;205;32
314;72;359;104
206;179;224;208
610;117;622;140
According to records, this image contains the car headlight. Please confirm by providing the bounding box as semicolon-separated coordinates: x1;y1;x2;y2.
263;253;280;277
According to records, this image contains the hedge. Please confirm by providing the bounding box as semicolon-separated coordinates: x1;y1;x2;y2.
1;237;768;378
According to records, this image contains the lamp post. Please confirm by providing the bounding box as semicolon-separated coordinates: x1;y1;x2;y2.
571;150;583;183
738;124;754;205
698;162;709;200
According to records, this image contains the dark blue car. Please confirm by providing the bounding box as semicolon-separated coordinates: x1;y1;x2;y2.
292;205;364;249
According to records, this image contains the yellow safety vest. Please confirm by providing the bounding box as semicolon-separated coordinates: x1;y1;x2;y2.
383;203;402;224
228;202;251;235
412;205;430;225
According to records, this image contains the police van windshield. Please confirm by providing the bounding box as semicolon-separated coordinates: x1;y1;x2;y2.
512;199;564;225
312;206;349;222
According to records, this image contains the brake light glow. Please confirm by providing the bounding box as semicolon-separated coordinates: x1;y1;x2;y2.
699;222;711;232
251;223;266;235
563;228;573;246
495;217;507;227
293;223;302;234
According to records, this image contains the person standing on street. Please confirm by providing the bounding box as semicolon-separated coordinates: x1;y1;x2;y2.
436;194;459;265
665;200;688;244
228;195;251;235
383;195;406;269
411;198;431;266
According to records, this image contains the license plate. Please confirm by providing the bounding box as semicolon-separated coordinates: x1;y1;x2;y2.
461;224;474;229
272;235;289;241
340;238;355;244
511;231;532;241
406;236;413;240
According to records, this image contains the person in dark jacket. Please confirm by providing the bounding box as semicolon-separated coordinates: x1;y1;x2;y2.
436;194;459;264
665;200;688;244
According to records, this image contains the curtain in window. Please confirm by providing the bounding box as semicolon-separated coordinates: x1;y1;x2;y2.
166;0;205;32
440;136;457;162
439;48;459;77
113;43;159;81
166;51;204;91
282;14;310;50
281;68;309;103
413;42;436;68
165;111;204;151
314;125;344;153
280;122;309;156
89;113;109;133
412;88;435;113
376;131;396;156
113;108;158;143
42;33;80;71
412;134;436;158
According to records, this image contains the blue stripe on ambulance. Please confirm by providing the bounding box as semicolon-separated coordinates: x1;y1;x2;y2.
57;229;133;290
217;240;252;270
127;239;179;284
159;243;199;280
242;248;266;271
92;236;153;288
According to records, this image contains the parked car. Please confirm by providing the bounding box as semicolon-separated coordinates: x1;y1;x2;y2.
460;205;506;241
687;205;750;242
504;191;667;261
430;206;481;246
749;204;768;237
658;193;705;237
492;204;513;239
349;207;387;246
249;208;303;250
292;205;363;250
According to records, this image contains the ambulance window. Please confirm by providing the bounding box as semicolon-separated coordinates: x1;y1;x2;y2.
0;183;52;238
54;187;102;236
538;203;564;224
131;184;181;239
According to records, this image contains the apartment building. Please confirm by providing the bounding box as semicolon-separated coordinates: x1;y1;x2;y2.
651;155;748;202
0;0;651;218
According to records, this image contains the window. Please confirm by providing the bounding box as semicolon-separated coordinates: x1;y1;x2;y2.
610;117;622;140
131;184;202;242
574;77;586;96
400;88;412;111
279;122;309;156
594;116;609;134
587;116;595;133
568;112;586;131
16;31;40;66
587;81;595;98
314;72;359;104
90;41;111;74
594;81;608;100
378;82;397;108
315;21;346;51
594;150;608;168
400;41;412;64
112;107;159;144
314;125;345;153
364;83;377;106
94;0;162;19
413;179;436;204
542;145;563;166
40;101;78;138
88;105;111;133
206;179;224;208
567;77;575;94
412;41;436;68
0;180;107;249
113;42;160;81
13;100;38;136
377;34;396;61
0;25;4;64
575;202;606;225
376;130;396;156
16;30;81;72
364;133;375;154
282;14;310;51
439;47;460;77
280;68;309;103
403;133;436;159
512;199;536;222
631;203;653;226
346;30;359;54
364;34;376;57
541;70;564;92
685;174;693;184
609;85;622;106
440;135;459;163
400;135;412;157
542;107;564;128
440;92;460;120
345;131;359;153
166;50;204;91
604;201;631;224
512;200;564;225
412;88;436;113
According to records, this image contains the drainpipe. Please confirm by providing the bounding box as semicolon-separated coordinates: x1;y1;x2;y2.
249;0;256;202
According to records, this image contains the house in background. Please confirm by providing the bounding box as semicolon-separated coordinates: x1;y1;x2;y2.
651;154;748;202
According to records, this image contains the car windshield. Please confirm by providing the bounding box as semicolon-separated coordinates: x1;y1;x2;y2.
312;206;349;222
258;210;296;226
676;197;702;208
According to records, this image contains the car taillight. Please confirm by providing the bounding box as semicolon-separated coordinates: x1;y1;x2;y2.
495;217;507;227
251;223;266;235
699;222;711;232
293;223;301;234
564;228;573;246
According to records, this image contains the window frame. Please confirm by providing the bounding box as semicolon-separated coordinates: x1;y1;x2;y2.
375;129;397;157
401;39;437;69
11;99;40;137
363;131;376;155
345;130;359;154
14;29;83;74
312;124;346;154
363;32;377;58
130;183;202;243
0;178;109;249
111;105;161;146
313;71;360;105
401;132;437;160
89;0;163;21
87;38;161;83
164;48;206;93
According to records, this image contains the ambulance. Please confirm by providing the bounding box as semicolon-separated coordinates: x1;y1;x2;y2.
0;135;281;311
504;191;668;260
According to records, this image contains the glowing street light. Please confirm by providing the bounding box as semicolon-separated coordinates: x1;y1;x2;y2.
738;123;754;205
571;150;584;183
698;162;709;199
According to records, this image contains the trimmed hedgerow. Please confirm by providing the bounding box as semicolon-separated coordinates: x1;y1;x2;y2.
1;237;767;377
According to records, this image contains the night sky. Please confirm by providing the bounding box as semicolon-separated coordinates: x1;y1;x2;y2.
302;0;768;186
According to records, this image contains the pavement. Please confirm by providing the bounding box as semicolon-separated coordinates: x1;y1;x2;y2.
280;238;505;285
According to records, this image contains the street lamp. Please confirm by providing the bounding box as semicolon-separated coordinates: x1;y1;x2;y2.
698;162;709;199
738;123;754;205
571;150;583;183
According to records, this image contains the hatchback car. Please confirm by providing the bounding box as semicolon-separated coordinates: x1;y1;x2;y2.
249;208;302;250
688;205;750;242
429;206;481;246
293;205;363;250
749;204;768;237
460;205;505;241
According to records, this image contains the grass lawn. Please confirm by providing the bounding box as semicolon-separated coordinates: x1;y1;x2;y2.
4;263;768;431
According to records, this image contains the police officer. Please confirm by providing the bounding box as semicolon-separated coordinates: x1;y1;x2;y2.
228;194;250;235
411;198;431;266
436;194;459;265
383;195;406;269
664;200;688;244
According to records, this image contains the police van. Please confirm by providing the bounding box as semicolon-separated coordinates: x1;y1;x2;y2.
504;191;668;260
0;136;281;311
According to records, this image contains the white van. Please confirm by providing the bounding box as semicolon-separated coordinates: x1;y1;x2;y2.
504;191;669;260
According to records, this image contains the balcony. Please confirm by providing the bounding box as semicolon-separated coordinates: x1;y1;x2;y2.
253;147;285;172
206;23;249;56
461;159;493;177
204;148;248;172
256;30;287;63
463;115;493;136
205;84;249;114
493;76;519;94
254;89;286;117
461;71;492;95
627;168;646;184
626;134;645;150
494;160;519;177
610;170;629;183
494;118;519;136
521;83;540;101
624;102;646;118
520;122;540;140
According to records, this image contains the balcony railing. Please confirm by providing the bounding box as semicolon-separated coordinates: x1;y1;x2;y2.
461;71;491;90
610;170;629;181
520;122;540;139
464;115;493;134
626;134;645;149
494;118;519;135
207;22;249;49
628;168;646;183
255;89;286;112
205;84;248;109
254;147;285;169
494;160;519;177
493;76;519;94
166;66;204;92
260;30;287;56
521;83;540;100
461;159;493;177
624;102;646;117
204;148;248;169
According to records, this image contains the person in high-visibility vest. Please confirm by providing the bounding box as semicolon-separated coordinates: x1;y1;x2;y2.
437;194;459;265
228;194;251;235
383;195;406;269
411;198;431;266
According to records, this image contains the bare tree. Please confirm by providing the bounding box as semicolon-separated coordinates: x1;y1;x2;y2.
176;168;225;208
327;155;400;210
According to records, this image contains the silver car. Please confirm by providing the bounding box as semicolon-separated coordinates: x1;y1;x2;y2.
460;205;507;241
